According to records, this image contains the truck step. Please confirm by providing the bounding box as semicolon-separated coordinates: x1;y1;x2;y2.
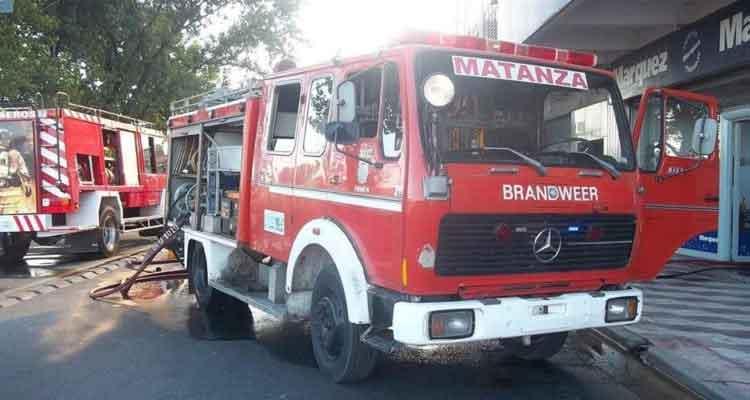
210;279;287;320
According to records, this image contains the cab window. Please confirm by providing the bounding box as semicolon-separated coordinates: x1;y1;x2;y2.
268;82;301;153
303;76;333;155
349;68;381;138
637;95;663;172
380;64;403;159
664;97;707;159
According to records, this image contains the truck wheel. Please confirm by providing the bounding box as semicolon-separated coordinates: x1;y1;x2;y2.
188;244;250;319
508;332;568;361
0;232;32;267
311;265;377;383
97;205;121;257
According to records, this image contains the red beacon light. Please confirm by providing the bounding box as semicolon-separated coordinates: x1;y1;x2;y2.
392;32;598;67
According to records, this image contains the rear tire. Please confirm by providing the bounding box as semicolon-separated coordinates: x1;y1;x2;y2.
97;205;121;257
311;265;377;383
507;332;568;361
0;232;32;268
189;242;253;328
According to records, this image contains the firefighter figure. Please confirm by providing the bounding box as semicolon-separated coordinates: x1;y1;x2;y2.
0;128;33;198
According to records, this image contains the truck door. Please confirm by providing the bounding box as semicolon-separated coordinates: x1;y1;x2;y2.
629;88;720;280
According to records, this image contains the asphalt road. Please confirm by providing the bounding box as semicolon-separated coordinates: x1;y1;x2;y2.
0;256;645;400
0;233;152;293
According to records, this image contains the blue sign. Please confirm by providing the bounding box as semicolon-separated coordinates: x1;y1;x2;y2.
682;231;719;254
0;0;13;13
611;1;750;99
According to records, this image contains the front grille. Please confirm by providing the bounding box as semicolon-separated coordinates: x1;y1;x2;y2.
435;214;636;276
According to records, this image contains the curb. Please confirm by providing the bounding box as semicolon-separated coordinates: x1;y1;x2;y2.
595;327;746;400
0;245;150;310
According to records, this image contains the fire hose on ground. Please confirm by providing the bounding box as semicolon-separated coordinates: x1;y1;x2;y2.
89;213;191;300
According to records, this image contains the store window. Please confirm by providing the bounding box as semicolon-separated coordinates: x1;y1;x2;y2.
303;76;333;155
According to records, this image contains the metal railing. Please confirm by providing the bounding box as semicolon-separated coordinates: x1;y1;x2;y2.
66;102;156;129
169;82;259;116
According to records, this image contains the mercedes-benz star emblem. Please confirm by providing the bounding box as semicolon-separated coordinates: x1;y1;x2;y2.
533;228;562;263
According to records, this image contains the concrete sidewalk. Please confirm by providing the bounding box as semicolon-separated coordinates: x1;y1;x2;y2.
613;260;750;399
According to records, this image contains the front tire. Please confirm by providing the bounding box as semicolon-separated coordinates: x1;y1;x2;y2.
311;265;377;383
0;232;32;268
97;205;121;257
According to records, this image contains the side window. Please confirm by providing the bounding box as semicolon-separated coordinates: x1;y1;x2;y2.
303;77;333;155
664;97;707;159
152;136;168;173
141;136;154;173
637;96;663;172
381;64;403;159
268;83;301;153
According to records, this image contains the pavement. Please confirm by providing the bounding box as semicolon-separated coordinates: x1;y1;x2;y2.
618;259;750;399
0;232;153;293
0;255;651;400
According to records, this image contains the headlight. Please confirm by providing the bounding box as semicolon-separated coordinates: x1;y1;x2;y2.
423;74;455;108
605;297;639;323
429;309;474;339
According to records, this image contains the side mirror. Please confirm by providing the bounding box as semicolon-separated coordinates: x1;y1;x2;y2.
325;122;360;145
691;117;718;156
337;81;356;123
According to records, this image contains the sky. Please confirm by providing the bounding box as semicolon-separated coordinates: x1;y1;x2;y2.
293;0;481;66
213;0;484;86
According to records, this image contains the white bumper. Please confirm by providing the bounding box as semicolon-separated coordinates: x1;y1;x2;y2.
0;214;49;232
392;288;643;345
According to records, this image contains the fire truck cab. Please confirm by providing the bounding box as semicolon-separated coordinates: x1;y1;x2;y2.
0;102;167;268
166;33;720;382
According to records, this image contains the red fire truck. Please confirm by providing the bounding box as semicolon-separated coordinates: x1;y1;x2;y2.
0;101;167;268
166;32;720;382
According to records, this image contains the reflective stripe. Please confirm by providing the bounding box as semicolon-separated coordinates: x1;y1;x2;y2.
41;148;67;168
267;184;402;213
42;166;69;185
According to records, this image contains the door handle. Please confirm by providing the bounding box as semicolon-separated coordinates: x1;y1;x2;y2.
704;195;719;202
328;175;341;185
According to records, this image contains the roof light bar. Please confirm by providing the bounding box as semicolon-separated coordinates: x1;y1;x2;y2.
393;32;598;67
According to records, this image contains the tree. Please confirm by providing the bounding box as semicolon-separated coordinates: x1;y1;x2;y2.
0;0;299;125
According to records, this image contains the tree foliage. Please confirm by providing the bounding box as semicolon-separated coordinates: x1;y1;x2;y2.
0;0;299;124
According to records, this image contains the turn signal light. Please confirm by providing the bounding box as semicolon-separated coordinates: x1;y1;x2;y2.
605;297;639;322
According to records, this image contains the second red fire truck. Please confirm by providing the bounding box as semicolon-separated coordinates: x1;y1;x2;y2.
0;100;167;268
166;32;720;382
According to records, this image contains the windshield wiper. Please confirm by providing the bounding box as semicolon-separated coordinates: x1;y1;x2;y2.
483;147;547;176
570;151;620;179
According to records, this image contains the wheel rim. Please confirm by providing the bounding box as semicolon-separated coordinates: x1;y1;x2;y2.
314;296;344;360
102;217;117;252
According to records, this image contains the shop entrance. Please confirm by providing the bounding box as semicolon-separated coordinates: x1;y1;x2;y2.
732;118;750;261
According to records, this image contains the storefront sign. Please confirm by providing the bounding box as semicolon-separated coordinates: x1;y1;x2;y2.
612;1;750;99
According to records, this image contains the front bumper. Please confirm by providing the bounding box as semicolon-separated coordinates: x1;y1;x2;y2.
391;288;643;345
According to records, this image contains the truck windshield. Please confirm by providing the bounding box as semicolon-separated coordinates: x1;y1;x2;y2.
416;51;635;171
